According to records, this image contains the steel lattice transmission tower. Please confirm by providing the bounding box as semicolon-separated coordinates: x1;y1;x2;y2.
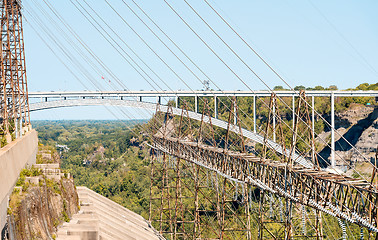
0;0;30;145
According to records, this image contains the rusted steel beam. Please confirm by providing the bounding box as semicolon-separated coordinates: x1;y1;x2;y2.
152;135;378;231
0;0;30;144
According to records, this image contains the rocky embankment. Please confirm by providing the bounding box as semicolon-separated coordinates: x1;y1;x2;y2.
8;177;78;239
317;103;378;166
5;146;79;240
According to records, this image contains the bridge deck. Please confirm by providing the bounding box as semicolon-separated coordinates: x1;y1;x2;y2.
29;90;378;98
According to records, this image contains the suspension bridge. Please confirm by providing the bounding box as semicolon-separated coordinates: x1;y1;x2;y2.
1;0;378;239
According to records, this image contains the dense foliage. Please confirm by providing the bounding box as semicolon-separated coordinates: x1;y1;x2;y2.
31;83;377;237
33;118;372;238
33;120;152;218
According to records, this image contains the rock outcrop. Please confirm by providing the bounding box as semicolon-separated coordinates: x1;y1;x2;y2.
317;104;378;166
6;168;79;240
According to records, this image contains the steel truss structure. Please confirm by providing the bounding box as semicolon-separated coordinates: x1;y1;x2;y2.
0;0;30;145
149;150;252;239
149;95;378;239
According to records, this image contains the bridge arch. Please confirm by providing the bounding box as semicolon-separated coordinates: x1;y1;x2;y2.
30;98;313;168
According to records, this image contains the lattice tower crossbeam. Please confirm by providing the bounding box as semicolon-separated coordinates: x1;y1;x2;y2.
0;0;30;144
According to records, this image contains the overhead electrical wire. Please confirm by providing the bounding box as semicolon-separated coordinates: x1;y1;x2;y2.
24;1;154;132
22;0;378;230
23;0;214;148
308;0;378;78
28;0;245;161
165;0;375;182
32;0;372;208
70;0;258;156
126;0;378;218
34;2;368;218
26;0;372;180
69;0;235;148
120;0;281;142
36;0;160;127
25;0;310;186
202;0;375;171
122;0;336;173
69;0;247;151
67;0;314;172
102;0;326;174
125;0;334;170
111;1;378;223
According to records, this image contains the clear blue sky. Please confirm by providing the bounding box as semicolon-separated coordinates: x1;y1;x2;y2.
24;0;378;120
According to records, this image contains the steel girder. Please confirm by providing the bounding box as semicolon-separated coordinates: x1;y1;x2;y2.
152;135;378;232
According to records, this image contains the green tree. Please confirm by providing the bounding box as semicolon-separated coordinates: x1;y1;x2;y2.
294;85;305;91
327;85;338;90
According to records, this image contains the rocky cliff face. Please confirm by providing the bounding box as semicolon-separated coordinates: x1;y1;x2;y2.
317;104;378;165
7;176;79;240
2;144;79;240
350;113;378;160
337;103;375;126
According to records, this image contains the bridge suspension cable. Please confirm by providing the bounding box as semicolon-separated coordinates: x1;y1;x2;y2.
28;0;374;186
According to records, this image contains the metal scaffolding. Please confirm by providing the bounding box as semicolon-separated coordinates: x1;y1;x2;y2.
0;0;30;146
149;94;378;239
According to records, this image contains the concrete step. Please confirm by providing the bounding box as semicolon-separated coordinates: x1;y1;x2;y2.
99;230;120;240
57;224;99;236
77;187;141;219
56;235;82;240
57;187;162;240
77;191;134;218
83;195;158;239
78;190;150;229
95;211;149;240
79;200;153;240
86;196;145;228
77;188;147;226
98;226;130;240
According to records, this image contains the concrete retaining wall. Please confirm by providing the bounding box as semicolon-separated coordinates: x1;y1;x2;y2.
0;130;38;232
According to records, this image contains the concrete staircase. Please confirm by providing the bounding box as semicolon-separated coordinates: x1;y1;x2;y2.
57;187;163;240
